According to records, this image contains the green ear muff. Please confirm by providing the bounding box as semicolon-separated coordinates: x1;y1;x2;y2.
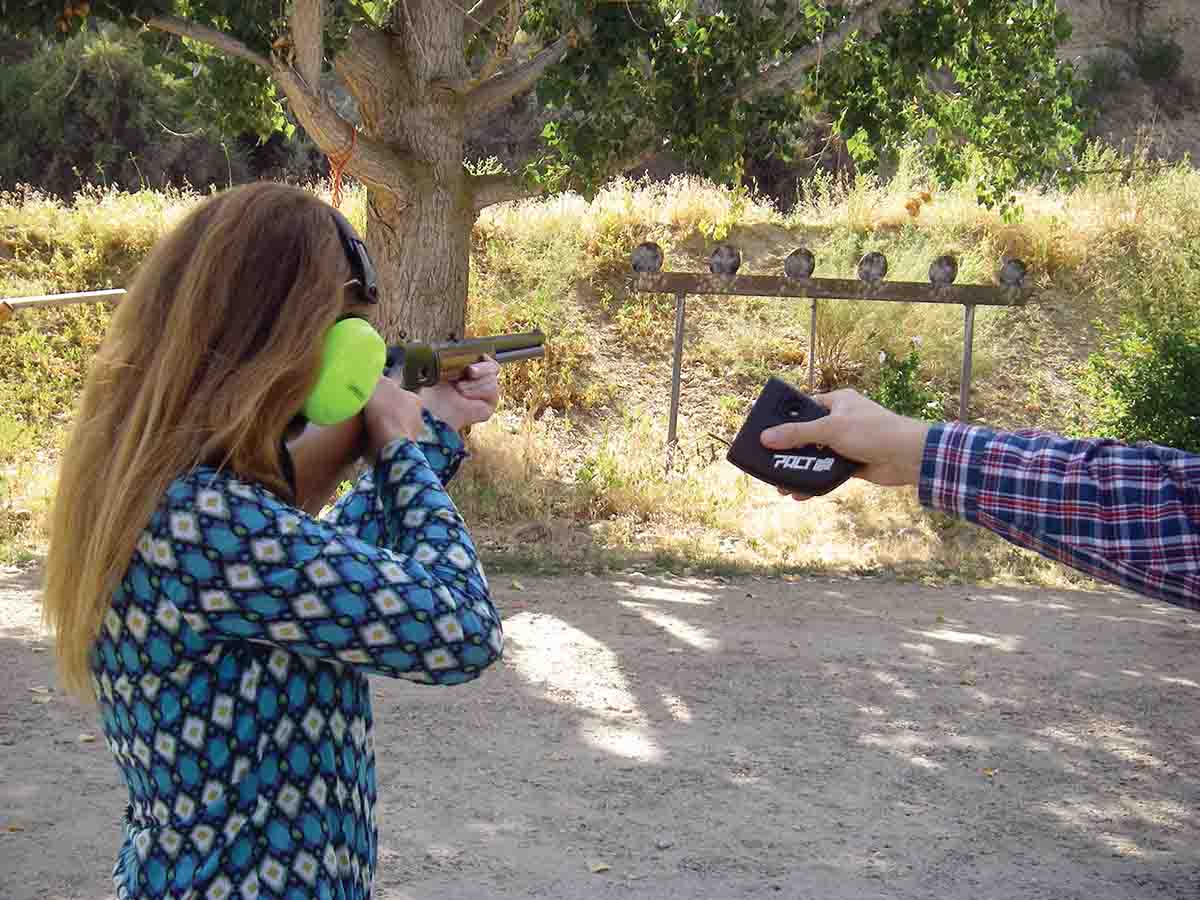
302;317;387;425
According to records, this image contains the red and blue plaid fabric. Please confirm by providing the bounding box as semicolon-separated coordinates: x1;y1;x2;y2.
919;423;1200;610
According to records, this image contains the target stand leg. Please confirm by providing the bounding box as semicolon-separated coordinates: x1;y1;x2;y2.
666;291;687;473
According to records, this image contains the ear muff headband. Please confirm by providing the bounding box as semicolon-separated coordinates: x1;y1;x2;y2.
302;317;387;425
298;211;386;425
330;208;379;304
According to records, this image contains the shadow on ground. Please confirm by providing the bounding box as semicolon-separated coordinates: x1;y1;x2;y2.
2;563;1198;899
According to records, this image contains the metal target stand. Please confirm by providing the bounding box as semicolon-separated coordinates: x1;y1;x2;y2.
627;243;1033;470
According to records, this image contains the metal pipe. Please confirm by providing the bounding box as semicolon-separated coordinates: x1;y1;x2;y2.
808;298;817;391
632;272;1029;308
491;346;545;364
960;304;976;421
2;288;126;309
666;291;687;471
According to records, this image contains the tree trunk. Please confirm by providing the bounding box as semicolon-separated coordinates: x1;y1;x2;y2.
366;178;472;343
337;0;474;344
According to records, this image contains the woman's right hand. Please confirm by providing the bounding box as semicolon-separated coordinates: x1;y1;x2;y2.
362;375;425;458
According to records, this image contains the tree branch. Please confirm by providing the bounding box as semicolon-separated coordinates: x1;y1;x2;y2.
272;66;421;200
465;0;510;39
290;0;324;90
470;172;538;213
736;0;917;101
335;26;411;131
148;14;420;203
473;0;522;84
148;14;272;70
470;129;661;213
466;26;584;120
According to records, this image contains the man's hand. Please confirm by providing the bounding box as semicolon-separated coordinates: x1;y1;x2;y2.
759;389;932;500
418;357;501;432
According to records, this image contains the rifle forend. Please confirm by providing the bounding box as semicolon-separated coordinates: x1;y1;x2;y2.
385;330;546;390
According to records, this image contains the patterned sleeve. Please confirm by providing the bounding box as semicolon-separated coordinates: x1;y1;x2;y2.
322;409;466;538
918;422;1200;610
413;408;469;485
143;438;503;684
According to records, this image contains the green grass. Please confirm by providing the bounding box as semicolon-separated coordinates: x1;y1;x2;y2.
3;140;1199;588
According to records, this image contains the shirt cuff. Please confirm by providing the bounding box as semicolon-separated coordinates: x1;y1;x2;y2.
418;408;470;481
375;433;431;468
918;421;996;522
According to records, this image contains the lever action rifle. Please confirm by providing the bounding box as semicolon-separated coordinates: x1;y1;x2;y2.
384;330;546;390
0;290;548;390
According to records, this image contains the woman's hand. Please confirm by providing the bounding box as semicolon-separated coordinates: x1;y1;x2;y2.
363;375;426;458
418;357;501;433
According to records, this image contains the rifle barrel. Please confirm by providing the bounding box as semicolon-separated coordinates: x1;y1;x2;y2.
432;330;544;354
493;346;544;364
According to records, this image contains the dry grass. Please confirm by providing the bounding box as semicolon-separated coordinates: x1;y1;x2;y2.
3;141;1199;591
448;407;1099;588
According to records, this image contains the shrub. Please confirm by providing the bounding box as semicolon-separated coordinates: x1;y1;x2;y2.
869;346;945;420
1075;313;1200;453
1133;35;1184;83
1081;52;1125;108
0;26;248;197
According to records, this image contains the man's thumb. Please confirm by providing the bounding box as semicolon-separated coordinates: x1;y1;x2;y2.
760;419;832;450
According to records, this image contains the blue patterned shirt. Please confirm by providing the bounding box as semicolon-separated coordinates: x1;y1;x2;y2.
920;422;1200;609
90;412;504;899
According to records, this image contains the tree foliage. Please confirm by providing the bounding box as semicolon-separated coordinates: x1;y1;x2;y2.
5;1;294;139
4;0;1093;342
0;26;249;195
6;0;1088;210
528;0;1085;208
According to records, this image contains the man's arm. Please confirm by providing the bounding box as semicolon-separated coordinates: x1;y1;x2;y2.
760;389;1200;610
919;423;1200;610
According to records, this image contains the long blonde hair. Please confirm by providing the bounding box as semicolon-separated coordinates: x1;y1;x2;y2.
43;183;353;699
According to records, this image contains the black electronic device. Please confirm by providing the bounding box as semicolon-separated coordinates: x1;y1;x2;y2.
726;377;861;495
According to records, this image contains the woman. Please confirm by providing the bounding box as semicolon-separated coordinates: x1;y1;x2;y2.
42;182;505;899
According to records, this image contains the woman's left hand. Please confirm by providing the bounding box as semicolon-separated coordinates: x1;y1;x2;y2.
418;356;501;432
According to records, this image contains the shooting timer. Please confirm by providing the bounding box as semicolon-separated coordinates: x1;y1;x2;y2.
726;377;861;495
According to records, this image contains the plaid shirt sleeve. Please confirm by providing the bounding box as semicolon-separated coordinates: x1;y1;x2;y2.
918;422;1200;610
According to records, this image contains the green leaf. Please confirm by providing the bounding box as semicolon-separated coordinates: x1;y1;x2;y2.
5;0;1088;213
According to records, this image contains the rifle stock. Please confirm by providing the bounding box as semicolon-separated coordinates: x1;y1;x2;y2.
385;330;545;390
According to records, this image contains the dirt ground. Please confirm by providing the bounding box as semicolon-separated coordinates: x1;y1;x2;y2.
2;563;1198;900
